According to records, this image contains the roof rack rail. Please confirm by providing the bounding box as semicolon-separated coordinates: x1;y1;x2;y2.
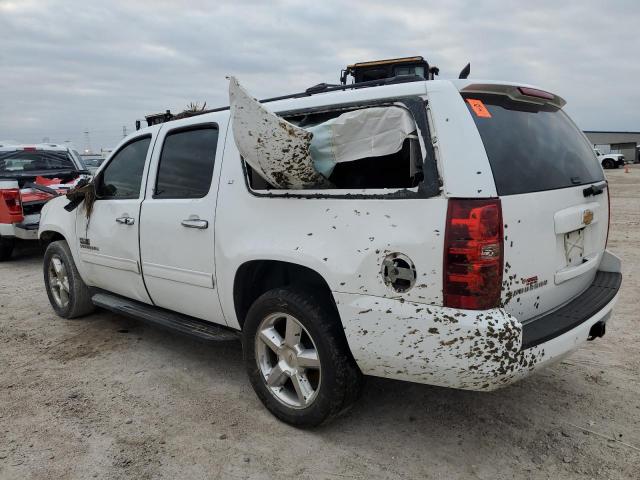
137;74;426;130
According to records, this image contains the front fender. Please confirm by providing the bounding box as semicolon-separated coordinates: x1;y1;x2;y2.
38;196;83;271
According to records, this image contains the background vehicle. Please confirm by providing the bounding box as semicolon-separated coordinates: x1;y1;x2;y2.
595;148;626;169
79;153;107;174
339;55;439;84
39;73;621;427
0;144;88;260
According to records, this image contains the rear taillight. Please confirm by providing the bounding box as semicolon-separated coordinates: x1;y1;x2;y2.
1;189;23;216
443;198;503;310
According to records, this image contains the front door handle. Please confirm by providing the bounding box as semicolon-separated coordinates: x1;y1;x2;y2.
116;216;135;225
181;218;209;229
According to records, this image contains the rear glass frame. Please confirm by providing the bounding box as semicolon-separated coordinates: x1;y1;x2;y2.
240;96;441;199
463;93;604;196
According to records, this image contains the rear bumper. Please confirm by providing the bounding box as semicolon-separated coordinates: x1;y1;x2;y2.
521;270;621;348
0;214;40;240
336;252;622;391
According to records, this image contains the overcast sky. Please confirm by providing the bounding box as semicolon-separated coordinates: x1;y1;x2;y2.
1;0;638;151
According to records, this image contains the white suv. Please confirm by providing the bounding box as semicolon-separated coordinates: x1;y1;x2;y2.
38;77;622;427
594;149;626;169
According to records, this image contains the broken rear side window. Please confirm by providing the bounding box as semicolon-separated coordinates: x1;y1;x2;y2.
246;110;423;190
228;77;425;192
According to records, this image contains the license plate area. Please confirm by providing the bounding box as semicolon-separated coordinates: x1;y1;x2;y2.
563;228;585;267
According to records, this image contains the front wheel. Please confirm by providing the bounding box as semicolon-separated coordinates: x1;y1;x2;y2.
242;288;362;427
602;158;615;169
43;240;95;318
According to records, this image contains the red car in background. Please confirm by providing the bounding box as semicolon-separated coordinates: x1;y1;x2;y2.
0;144;89;260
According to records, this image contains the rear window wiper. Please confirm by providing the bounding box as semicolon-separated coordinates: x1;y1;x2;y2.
583;181;606;197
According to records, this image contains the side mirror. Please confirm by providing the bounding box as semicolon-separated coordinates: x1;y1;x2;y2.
64;178;98;212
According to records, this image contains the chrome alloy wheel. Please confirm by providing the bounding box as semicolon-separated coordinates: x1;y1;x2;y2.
255;312;321;409
48;255;70;308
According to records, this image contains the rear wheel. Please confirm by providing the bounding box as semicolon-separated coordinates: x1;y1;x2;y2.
242;288;362;427
0;236;15;261
43;240;95;318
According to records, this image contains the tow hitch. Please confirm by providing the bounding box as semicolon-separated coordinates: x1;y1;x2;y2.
588;321;606;341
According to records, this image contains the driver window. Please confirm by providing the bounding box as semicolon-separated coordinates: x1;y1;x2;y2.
96;136;151;199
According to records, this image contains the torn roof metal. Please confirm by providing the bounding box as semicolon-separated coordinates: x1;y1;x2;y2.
228;76;332;189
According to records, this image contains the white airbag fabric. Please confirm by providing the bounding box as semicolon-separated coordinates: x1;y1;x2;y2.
307;106;416;177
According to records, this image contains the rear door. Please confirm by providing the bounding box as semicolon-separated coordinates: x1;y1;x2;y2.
463;92;608;321
139;118;227;324
75;134;154;303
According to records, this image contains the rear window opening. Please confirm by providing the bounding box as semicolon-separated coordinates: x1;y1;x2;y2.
229;77;426;193
463;93;604;195
246;134;423;190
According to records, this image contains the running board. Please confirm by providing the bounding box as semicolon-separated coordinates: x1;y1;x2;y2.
91;292;239;342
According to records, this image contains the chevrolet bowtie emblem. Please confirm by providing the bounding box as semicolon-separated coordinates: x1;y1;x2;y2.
583;209;594;225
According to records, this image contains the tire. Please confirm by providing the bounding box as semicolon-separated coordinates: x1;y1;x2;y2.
0;235;15;261
43;240;95;318
242;287;363;427
602;158;615;169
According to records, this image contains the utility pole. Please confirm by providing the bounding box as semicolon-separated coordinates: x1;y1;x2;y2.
122;125;127;138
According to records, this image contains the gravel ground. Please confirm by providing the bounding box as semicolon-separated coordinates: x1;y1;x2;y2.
1;166;639;480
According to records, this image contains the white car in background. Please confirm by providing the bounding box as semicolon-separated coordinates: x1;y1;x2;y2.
595;149;626;169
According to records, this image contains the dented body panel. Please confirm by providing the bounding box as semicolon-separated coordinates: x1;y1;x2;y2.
335;257;620;390
39;77;622;394
215;136;449;327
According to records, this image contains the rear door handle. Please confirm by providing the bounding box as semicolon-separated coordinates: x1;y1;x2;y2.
116;216;135;225
181;218;209;229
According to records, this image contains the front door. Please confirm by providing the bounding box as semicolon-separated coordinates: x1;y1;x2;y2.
139;120;227;324
75;134;154;303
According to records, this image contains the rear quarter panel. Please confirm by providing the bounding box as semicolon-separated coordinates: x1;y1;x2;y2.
215;141;448;330
424;81;497;198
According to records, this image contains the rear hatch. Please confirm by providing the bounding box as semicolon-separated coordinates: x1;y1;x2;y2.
462;89;608;322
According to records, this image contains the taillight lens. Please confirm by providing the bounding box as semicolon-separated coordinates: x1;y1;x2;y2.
443;198;503;310
1;189;23;216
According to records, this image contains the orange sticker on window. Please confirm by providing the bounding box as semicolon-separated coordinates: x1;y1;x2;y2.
466;99;492;118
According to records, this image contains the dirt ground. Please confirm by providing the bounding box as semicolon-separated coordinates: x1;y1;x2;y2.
1;166;639;480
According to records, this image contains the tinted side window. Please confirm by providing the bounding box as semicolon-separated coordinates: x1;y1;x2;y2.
155;126;219;198
97;136;151;199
